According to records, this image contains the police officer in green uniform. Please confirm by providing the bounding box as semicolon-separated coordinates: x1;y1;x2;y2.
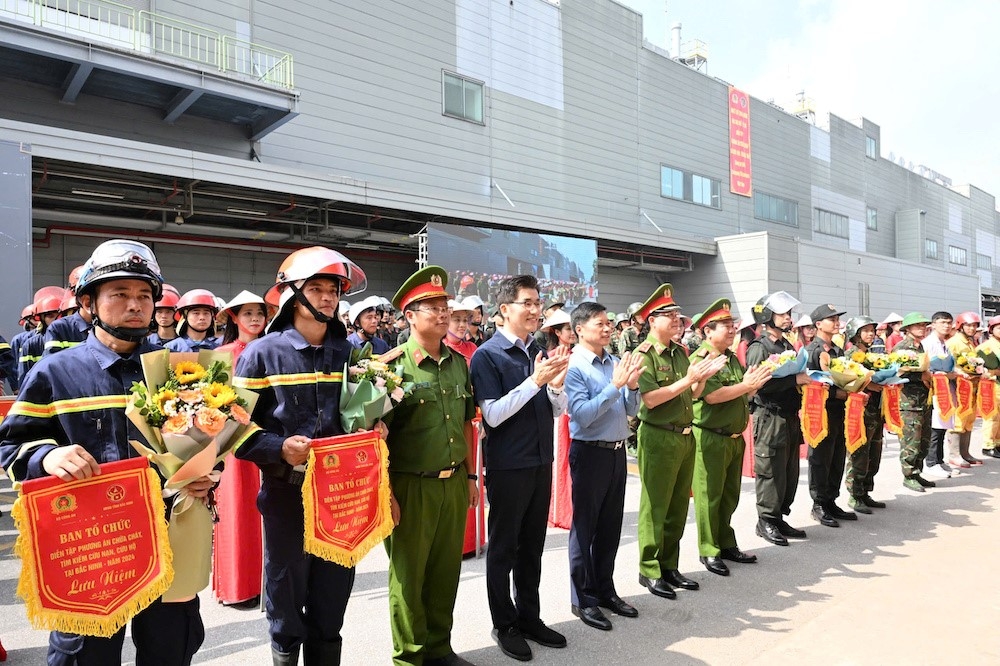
895;312;936;492
383;266;478;666
691;299;772;576
633;285;727;597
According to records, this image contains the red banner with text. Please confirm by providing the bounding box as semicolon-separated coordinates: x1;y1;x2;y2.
955;376;975;420
932;374;955;420
979;379;998;419
844;392;868;453
301;431;393;567
882;385;904;435
728;87;752;196
12;457;172;637
801;382;829;447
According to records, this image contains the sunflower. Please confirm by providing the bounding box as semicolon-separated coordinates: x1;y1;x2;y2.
174;361;207;384
850;350;866;363
204;382;238;409
154;388;177;411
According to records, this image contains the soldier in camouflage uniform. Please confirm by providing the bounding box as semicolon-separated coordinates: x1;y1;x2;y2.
896;312;936;492
616;302;644;356
843;316;888;511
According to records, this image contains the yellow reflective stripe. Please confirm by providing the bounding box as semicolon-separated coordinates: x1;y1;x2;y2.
0;342;10;351
6;438;59;483
231;424;261;454
9;396;127;419
44;340;81;350
18;354;41;364
234;372;343;389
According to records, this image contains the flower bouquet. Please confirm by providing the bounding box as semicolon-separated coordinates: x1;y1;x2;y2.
126;350;259;600
854;351;907;385
954;351;986;377
341;344;414;432
826;357;874;393
758;349;807;378
888;349;929;372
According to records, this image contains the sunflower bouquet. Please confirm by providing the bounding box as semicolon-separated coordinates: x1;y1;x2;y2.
888;348;929;372
341;343;414;432
852;350;906;385
758;349;807;378
954;351;986;377
827;356;874;392
125;350;259;601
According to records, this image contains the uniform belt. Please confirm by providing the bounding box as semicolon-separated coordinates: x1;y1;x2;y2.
659;423;693;435
575;439;627;450
694;424;742;439
265;464;306;487
397;464;463;479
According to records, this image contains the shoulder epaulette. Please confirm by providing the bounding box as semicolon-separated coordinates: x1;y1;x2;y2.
377;346;406;364
636;341;652;353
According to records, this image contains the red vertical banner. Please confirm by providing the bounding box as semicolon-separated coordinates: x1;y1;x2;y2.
728;87;752;196
843;393;868;454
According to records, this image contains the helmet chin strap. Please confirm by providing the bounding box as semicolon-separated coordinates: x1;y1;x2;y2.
289;282;333;323
90;306;149;343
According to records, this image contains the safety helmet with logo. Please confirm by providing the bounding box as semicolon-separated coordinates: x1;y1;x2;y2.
626;302;644;320
752;291;801;329
845;315;876;343
155;284;181;311
266;246;366;332
955;311;982;327
74;240;164;342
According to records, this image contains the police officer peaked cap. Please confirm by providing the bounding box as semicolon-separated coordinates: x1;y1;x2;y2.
845;315;876;342
636;284;681;321
75;240;163;300
809;303;846;323
752;291;801;325
393;265;449;311
692;298;733;330
900;312;932;330
266;246;367;306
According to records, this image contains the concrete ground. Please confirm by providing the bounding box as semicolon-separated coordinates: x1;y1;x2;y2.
2;429;999;665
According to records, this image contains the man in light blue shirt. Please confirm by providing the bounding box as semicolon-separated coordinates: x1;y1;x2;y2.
564;302;644;632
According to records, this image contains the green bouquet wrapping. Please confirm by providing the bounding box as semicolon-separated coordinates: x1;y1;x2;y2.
340;346;414;432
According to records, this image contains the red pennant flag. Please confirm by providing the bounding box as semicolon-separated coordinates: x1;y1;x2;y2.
979;379;998;420
882;385;904;435
800;382;829;447
844;392;868;453
932;374;955;420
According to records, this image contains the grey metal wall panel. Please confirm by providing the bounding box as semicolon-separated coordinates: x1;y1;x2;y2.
0;140;33;345
592;268;659;315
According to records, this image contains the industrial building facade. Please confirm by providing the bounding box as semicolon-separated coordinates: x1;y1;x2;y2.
1;0;997;340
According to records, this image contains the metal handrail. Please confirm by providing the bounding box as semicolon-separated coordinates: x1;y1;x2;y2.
0;0;295;89
221;35;294;89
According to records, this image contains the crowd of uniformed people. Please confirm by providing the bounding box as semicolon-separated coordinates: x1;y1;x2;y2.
0;238;998;666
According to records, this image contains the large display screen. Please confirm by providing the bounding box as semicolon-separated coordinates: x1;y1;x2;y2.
427;223;597;311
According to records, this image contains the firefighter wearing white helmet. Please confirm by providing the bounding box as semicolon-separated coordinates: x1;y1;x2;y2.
347;294;390;354
232;246;367;665
745;291;811;546
1;239;213;665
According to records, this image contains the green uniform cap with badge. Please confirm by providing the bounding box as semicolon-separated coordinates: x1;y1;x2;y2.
637;283;681;322
691;298;732;330
392;265;449;311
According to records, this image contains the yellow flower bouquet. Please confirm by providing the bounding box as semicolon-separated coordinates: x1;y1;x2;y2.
954;351;986;377
126;350;259;600
888;348;929;372
827;357;874;393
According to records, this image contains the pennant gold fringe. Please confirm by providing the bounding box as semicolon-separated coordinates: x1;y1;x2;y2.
13;467;173;638
302;436;393;567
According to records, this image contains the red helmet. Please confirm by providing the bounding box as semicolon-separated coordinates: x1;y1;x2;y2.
266;246;367;306
156;284;181;310
33;286;66;318
67;265;85;290
59;288;78;313
955;311;981;327
19;304;34;326
174;289;218;320
988;315;1000;332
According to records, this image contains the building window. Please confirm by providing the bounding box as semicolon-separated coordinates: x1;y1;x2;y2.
866;207;877;230
865;135;877;159
754;192;799;227
813;208;849;238
977;253;992;271
925;239;939;260
949;246;968;266
443;72;484;123
660;165;721;209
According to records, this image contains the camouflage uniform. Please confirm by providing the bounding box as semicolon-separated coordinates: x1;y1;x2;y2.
845;382;884;498
617;326;640;355
896;336;931;479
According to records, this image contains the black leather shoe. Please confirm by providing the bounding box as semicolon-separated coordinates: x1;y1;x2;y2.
663;569;699;590
826;503;857;521
598;595;638;618
720;547;757;564
638;574;677;599
516;619;566;648
571;605;612;631
811;504;839;527
860;495;887;509
699;556;730;576
492;626;532;661
756;519;788;546
777;520;807;539
915;475;936;488
985;448;1000;459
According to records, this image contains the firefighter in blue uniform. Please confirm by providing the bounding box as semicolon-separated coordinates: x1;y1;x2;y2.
16;286;65;385
233;246;369;666
0;239;213;666
8;305;35;392
165;289;221;351
43;289;93;357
